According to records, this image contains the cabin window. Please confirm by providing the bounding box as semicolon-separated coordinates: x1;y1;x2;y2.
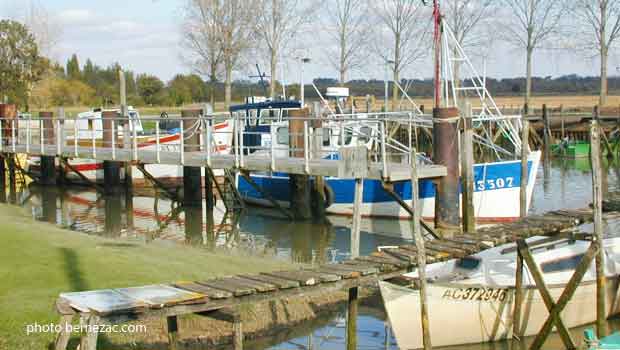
541;254;584;273
277;127;289;145
358;126;371;143
456;257;481;270
339;128;353;146
88;119;93;130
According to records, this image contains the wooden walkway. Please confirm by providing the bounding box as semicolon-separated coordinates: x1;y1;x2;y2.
7;144;447;181
53;207;601;350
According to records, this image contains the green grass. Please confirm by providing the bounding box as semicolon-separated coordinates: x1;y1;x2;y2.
0;205;290;349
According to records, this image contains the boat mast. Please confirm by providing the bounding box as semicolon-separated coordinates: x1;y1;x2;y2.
433;0;442;109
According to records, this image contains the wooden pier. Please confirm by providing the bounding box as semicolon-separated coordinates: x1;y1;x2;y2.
52;206;604;350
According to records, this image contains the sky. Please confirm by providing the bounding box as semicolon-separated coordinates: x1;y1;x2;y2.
1;0;619;84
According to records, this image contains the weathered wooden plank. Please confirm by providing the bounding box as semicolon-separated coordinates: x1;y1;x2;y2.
324;263;379;276
197;278;256;297
227;277;277;293
316;266;360;279
401;244;450;261
301;269;342;283
116;285;207;307
367;252;412;268
238;274;300;289
262;271;319;286
173;282;231;299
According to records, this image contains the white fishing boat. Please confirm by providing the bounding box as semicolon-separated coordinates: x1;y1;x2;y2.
379;236;620;349
25;106;234;186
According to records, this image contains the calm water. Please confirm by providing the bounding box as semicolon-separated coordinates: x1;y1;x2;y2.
4;156;620;349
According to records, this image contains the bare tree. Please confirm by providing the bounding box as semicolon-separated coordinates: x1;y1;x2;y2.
184;0;260;108
502;0;567;107
7;0;62;58
255;0;314;99
443;0;496;85
182;0;224;106
373;0;429;110
575;0;620;106
324;0;369;85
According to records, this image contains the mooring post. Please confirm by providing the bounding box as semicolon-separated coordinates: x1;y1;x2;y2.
8;155;16;204
311;102;326;218
57;108;67;185
433;107;460;236
39;111;57;185
205;168;215;211
0;153;5;203
233;311;243;350
182;109;203;207
102;111;121;194
346;287;358;350
119;70;132;190
351;177;363;259
289;108;312;220
542;104;551;161
166;315;179;350
460;103;475;233
411;148;432;350
591;113;608;337
520;118;530;218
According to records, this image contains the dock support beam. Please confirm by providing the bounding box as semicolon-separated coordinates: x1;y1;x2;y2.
289;108;312;220
433;107;460;235
182;109;203;207
346;287;358;350
167;315;179;350
460;103;475;233
102;111;121;195
591;116;608;337
520;119;530;218
0;154;5;203
39;111;57;185
233;312;243;350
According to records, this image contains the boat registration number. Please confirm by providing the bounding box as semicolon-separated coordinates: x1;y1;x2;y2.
442;287;508;302
476;177;515;191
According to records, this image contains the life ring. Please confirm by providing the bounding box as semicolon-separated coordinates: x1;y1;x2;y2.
323;183;335;208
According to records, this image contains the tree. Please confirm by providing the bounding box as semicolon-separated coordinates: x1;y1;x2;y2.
0;19;46;107
137;74;165;105
575;0;620;106
502;0;568;107
373;0;429;110
66;54;81;80
324;0;369;85
256;0;314;98
182;0;224;106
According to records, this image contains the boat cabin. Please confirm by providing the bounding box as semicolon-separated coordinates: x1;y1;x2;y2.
75;107;143;140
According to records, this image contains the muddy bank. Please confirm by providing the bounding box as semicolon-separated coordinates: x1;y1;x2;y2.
101;285;382;349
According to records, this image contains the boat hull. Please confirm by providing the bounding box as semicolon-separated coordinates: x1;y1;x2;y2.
238;151;541;221
379;279;619;349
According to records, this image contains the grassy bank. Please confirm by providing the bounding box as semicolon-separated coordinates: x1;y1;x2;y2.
0;205;290;350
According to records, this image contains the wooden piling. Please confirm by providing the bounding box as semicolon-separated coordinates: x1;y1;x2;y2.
8;155;16;203
233;311;243;350
512;249;524;338
433;107;460;236
119;70;132;190
182;109;203;207
289;108;312;220
520;119;529;218
542;104;551;161
351;178;363;259
591;115;608;337
460;103;475;233
39;111;56;185
311;102;326;218
166;315;179;350
102;111;121;194
411;148;432;350
346;287;358;350
205;167;215;211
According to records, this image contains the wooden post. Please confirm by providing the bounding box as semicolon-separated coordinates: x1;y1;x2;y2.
8;155;16;204
346;287;358;350
57;108;67;186
520;119;529;218
182;109;202;207
460;103;475;233
79;314;100;350
39;111;57;185
0;154;5;203
167;315;179;350
233;312;243;350
512;250;524;338
119;70;132;190
102;111;121;195
591;114;608;337
53;314;74;350
411;148;432;350
311;102;326;218
351;178;363;259
205;168;215;211
542;104;551;161
289;108;312;220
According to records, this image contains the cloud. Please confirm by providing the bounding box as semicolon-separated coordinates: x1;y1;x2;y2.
57;9;94;25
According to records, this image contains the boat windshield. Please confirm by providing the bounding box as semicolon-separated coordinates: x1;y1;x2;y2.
541;254;584;274
456;257;481;270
